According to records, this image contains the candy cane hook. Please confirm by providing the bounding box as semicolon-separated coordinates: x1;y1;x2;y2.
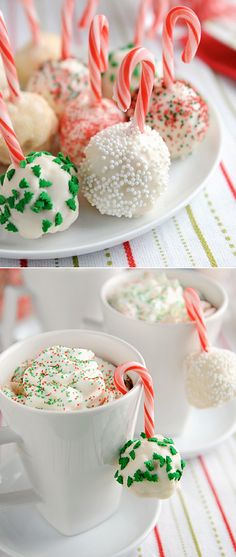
184;288;209;352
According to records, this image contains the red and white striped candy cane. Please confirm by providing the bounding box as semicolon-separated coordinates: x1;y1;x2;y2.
0;12;21;100
21;0;40;45
114;361;155;438
184;287;209;352
134;0;152;46
0;92;25;166
88;14;109;103
162;6;201;88
147;0;168;38
113;46;155;133
61;0;75;60
78;0;100;29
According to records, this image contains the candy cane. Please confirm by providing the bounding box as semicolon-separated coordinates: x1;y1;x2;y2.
184;288;209;352
21;0;40;45
78;0;100;29
162;6;201;88
147;0;168;38
113;46;155;133
134;0;152;46
88;15;109;103
61;0;75;60
0;12;21;100
114;362;155;438
0;92;25;166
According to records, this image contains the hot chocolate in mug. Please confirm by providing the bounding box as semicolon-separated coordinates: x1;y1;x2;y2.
0;329;143;535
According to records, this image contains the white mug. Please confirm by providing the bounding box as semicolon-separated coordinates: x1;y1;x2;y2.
0;329;143;536
1;269;118;349
101;270;228;437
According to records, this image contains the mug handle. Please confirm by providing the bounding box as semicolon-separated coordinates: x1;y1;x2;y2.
1;284;30;351
0;426;39;506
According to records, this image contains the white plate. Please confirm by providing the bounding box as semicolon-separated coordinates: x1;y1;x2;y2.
0;453;161;557
175;401;236;459
0;102;222;260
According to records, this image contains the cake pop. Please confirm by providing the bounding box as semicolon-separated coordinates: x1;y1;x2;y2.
0;95;79;239
60;15;125;165
128;6;209;159
27;0;89;116
80;47;170;218
0;12;58;166
15;0;60;88
183;288;236;409
114;362;185;499
101;0;163;100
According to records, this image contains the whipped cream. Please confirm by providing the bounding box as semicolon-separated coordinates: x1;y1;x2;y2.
2;346;122;411
109;272;216;324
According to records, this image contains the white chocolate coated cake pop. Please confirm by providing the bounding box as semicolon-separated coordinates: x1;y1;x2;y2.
0;92;58;165
15;32;61;89
80;121;170;218
27;58;89;117
0;151;79;239
185;348;236;409
115;433;185;499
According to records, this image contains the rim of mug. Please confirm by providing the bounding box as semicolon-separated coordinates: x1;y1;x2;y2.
0;329;143;416
100;269;228;328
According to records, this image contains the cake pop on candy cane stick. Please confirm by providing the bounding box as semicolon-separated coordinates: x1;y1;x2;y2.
27;0;89;116
128;6;209;159
101;0;163;101
15;0;61;88
184;288;236;409
81;46;170;218
114;362;185;499
0;12;58;166
0;94;79;239
60;15;125;165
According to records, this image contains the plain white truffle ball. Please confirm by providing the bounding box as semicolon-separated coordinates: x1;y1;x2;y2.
80;121;170;218
0;92;58;165
15;32;61;88
115;434;185;499
0;151;79;239
184;347;236;408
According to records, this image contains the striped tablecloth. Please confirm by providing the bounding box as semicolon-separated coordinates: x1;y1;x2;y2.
0;0;235;268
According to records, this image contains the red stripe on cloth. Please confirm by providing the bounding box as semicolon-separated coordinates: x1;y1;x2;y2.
220;162;236;200
123;242;136;267
199;456;236;552
20;260;28;267
154;525;165;557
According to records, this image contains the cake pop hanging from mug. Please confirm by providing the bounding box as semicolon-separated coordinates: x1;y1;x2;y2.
184;288;236;409
60;14;125;165
27;0;89;116
0;93;79;239
128;6;210;159
80;46;170;218
15;0;61;88
114;361;186;498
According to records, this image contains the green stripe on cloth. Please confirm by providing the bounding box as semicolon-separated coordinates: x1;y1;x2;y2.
178;490;203;557
170;499;188;557
72;256;79;267
152;230;168;267
186;206;218;267
204;191;236;257
104;249;113;266
173;216;196;266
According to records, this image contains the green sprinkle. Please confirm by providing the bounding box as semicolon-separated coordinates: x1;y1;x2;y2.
181;459;186;470
153;453;165;467
144;471;158;482
0;195;6;205
6;222;18;232
111;60;119;67
31;191;53;213
129;450;135;460
0;205;10;224
7;169;15;181
164;437;174;444
133;66;140;78
140;432;147;439
170;446;177;456
32;165;41;178
134;469;144;482
166;456;172;473
7;196;15;208
42;219;53;233
120;439;133;455
12;189;19;199
19;178;30;189
39;178;52;188
127;476;133;487
145;460;155;472
0;173;5;185
157;441;167;447
109;74;115;83
117;475;123;485
114;470;119;479
119;456;129;470
133;441;141;450
55;212;63;226
148;437;158;443
168;472;176;481
19;160;27;168
66;198;77;211
69;175;79;196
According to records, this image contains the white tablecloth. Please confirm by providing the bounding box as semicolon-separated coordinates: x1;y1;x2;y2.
0;0;235;268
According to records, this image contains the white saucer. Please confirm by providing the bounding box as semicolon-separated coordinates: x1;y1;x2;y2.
0;102;222;259
0;453;161;557
175;401;236;459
